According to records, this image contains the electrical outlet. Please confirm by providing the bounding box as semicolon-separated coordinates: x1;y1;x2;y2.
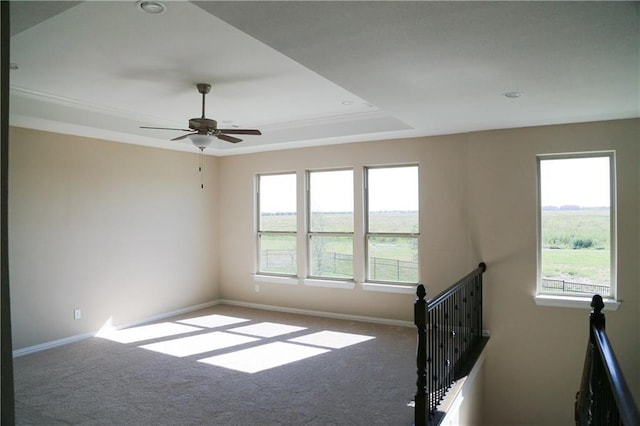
255;284;260;293
74;309;82;320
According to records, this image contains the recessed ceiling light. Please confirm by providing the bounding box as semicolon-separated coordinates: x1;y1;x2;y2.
341;100;354;106
503;91;523;99
136;1;166;15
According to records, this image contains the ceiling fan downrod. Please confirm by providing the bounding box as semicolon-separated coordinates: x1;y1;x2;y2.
197;83;211;119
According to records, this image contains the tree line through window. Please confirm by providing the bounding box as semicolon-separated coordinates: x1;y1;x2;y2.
257;165;419;284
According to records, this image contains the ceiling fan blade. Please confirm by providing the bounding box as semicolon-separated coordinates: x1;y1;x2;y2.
217;129;262;135
141;126;192;132
216;133;243;144
171;133;196;141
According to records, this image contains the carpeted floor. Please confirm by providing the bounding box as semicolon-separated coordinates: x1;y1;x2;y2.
14;304;416;425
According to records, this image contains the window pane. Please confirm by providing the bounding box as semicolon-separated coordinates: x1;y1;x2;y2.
367;236;419;283
259;174;296;232
368;166;418;233
309;235;353;279
310;170;353;232
259;234;296;275
539;156;612;296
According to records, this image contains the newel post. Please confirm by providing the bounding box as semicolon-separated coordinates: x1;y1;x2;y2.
589;294;605;337
588;295;605;422
576;295;606;425
415;284;428;426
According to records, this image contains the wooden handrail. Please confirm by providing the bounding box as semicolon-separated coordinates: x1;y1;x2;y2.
414;262;487;426
591;328;640;425
427;262;486;309
575;295;640;426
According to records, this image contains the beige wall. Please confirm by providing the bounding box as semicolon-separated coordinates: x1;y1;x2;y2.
218;118;639;425
440;353;486;426
217;133;473;321
7;118;639;425
9;127;219;349
467;119;639;425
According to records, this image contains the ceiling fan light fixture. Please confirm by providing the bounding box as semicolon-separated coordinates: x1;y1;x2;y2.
136;1;166;15
188;134;214;150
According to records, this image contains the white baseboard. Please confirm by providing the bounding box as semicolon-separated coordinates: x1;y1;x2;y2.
13;298;413;357
12;331;99;358
110;300;222;331
218;299;414;328
13;300;222;358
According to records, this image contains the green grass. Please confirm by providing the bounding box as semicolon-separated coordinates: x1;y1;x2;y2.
542;208;609;249
260;211;419;233
261;209;613;285
260;211;418;281
541;208;611;285
260;214;296;232
542;249;610;284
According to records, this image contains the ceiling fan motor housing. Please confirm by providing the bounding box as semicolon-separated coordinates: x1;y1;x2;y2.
189;117;217;131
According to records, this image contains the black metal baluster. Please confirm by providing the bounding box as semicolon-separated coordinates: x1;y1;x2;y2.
414;284;427;426
414;263;489;426
437;303;444;404
428;306;435;418
444;293;455;388
453;288;460;378
460;279;467;370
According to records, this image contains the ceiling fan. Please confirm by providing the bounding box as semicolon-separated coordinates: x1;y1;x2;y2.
140;83;262;150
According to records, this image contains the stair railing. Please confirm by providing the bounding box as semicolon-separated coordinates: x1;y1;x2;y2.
575;294;640;426
414;262;487;426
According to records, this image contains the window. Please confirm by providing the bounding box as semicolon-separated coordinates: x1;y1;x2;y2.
537;153;615;298
256;165;420;290
308;169;354;279
257;173;297;276
366;165;419;283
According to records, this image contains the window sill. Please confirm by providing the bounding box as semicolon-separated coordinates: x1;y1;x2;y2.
253;274;299;286
362;282;417;294
303;279;355;290
534;294;621;311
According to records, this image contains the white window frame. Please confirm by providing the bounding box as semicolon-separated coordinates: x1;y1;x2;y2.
306;168;354;282
364;164;420;285
256;172;298;278
534;152;620;310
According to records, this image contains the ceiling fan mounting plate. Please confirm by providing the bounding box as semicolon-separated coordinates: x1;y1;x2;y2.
196;83;211;94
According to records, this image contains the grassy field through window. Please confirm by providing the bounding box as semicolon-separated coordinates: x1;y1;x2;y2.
260;212;418;281
541;207;610;292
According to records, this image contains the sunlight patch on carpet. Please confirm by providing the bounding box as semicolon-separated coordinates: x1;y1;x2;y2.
139;331;260;357
227;322;306;338
287;331;375;349
177;314;250;328
198;342;329;373
97;322;202;344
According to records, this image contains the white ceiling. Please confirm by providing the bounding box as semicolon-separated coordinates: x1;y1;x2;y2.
9;1;640;156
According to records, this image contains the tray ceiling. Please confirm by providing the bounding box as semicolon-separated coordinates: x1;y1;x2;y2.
9;1;639;155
